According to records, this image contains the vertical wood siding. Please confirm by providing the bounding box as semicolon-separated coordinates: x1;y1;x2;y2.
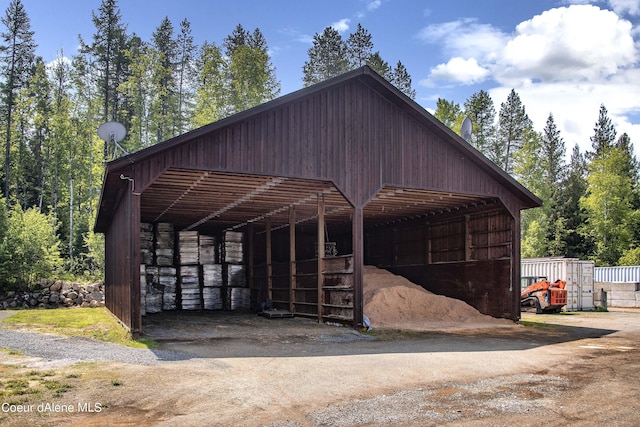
104;186;139;331
130;79;525;216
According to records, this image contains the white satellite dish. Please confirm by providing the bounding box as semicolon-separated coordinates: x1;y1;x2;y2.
461;117;472;142
98;121;128;157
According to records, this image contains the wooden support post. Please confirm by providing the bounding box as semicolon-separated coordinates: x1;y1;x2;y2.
317;194;325;323
352;206;364;329
289;207;296;313
266;218;272;301
130;190;142;335
248;223;254;292
465;214;471;262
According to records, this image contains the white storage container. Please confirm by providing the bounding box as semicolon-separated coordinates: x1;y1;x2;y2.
522;257;595;311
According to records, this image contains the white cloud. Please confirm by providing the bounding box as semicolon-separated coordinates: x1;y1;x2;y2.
367;0;382;12
609;0;640;16
499;5;636;83
279;27;313;44
417;19;508;61
331;18;351;33
425;57;490;85
418;4;640;159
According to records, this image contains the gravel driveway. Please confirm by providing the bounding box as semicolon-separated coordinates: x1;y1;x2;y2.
1;310;639;426
0;327;188;365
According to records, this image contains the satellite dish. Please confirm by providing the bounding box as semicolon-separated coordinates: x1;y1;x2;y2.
461;117;472;142
98;121;128;157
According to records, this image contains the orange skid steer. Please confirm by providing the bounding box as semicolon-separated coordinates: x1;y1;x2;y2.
521;279;567;314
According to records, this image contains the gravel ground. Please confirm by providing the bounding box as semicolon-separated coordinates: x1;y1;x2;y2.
1;310;639;426
0;327;188;365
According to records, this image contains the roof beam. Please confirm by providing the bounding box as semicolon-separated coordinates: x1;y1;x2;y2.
153;171;210;222
184;177;287;231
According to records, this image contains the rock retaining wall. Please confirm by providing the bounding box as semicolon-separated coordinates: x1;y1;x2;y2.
0;280;105;310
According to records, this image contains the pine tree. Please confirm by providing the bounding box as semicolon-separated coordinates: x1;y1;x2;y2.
434;98;463;130
0;0;36;205
540;114;567;255
150;16;178;143
223;24;249;58
192;41;230;127
90;0;129;159
302;26;349;86
224;26;280;114
464;90;496;157
390;61;415;99
590;104;616;157
366;52;391;80
175;19;196;134
119;35;153;150
19;57;50;211
346;23;373;68
497;89;532;174
559;145;592;258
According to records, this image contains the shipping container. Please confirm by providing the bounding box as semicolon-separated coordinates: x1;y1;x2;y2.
594;266;640;283
522;257;594;311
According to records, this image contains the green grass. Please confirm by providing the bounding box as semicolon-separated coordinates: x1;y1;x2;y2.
1;308;156;349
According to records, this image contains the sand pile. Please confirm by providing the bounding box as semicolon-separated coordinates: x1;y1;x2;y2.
363;265;515;331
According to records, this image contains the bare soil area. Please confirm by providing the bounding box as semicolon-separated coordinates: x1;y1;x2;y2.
2;309;640;426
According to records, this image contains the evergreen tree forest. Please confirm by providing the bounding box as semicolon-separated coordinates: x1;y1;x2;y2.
0;0;416;287
436;93;640;267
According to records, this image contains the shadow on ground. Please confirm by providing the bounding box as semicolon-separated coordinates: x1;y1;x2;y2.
143;311;619;359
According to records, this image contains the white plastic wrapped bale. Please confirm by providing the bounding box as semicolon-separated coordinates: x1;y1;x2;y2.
145;294;162;314
155;223;174;265
180;265;201;310
159;267;177;310
141;265;164;313
203;287;223;310
140;223;154;265
223;231;243;263
144;265;163;313
227;264;246;288
178;231;199;265
203;264;223;287
155;249;173;266
227;287;250;310
199;235;217;264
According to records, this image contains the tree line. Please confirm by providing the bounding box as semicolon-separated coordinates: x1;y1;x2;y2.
0;0;415;286
435;91;639;266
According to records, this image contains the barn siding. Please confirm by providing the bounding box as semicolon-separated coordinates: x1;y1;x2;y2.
128;79;525;216
104;183;141;332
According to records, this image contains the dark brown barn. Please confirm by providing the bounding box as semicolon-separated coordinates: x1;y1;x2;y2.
94;66;541;334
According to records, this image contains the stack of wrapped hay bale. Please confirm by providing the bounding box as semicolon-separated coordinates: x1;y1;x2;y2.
178;231;201;310
140;223;177;313
223;231;249;310
140;225;247;314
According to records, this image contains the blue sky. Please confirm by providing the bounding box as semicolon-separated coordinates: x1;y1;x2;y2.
17;0;640;159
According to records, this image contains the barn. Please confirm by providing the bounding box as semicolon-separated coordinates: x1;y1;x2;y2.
94;66;541;334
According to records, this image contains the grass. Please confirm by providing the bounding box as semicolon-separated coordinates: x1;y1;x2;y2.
0;367;72;406
1;307;156;349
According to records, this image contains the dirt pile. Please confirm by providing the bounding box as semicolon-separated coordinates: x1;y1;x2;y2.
363;265;515;331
